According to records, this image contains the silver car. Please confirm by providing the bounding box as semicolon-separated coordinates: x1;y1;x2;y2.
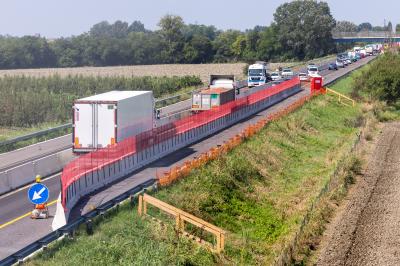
270;72;282;81
281;68;294;77
298;72;309;81
336;60;345;68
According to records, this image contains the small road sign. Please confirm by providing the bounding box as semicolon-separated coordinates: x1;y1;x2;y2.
28;183;49;205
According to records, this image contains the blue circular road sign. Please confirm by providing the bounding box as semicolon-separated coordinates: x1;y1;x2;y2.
28;183;49;205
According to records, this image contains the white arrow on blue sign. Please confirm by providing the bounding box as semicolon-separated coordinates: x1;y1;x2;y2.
28;183;49;205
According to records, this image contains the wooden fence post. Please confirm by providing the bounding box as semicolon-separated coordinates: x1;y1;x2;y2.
176;214;182;232
138;195;143;216
143;199;147;215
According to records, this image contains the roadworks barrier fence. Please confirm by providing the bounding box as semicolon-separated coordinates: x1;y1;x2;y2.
61;78;302;220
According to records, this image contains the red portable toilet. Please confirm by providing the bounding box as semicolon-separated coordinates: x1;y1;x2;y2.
311;76;323;93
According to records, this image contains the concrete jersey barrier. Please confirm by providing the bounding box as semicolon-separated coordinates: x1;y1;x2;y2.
0;150;75;196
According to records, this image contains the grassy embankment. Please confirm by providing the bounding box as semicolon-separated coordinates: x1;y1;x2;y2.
26;63;380;265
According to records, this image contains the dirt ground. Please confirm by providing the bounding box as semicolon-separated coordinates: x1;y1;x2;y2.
0;63;247;83
316;122;400;266
0;55;335;83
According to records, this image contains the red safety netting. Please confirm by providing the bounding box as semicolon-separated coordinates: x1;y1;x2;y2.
61;78;300;208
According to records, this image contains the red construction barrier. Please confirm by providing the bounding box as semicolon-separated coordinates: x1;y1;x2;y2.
61;78;300;209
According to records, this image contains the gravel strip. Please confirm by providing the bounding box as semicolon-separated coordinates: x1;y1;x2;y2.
317;122;400;266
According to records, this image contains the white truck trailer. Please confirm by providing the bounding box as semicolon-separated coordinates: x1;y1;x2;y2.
73;91;154;152
209;75;235;89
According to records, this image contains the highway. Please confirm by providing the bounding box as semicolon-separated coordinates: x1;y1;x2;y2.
0;59;336;175
0;56;376;260
0;135;71;172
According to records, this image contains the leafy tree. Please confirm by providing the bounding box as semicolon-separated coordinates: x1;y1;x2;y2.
158;15;185;63
90;20;129;38
387;21;393;32
358;22;373;32
396;24;400;33
51;38;83;67
90;21;112;37
273;0;336;60
183;24;218;41
127;32;164;64
241;28;262;61
183;34;213;63
231;34;247;60
110;20;129;38
372;26;385;31
334;21;358;32
212;30;241;62
128;21;146;33
256;25;281;61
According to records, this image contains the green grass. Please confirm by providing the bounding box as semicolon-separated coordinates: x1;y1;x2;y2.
28;70;365;265
0;122;64;142
0;122;72;153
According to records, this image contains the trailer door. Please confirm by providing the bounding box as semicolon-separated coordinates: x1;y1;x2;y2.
74;103;94;149
97;103;116;148
210;94;219;107
201;94;211;110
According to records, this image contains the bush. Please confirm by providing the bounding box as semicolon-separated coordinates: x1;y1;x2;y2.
352;53;400;103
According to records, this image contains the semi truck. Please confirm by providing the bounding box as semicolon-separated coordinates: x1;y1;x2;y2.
247;61;271;87
191;88;235;111
365;45;374;56
73;90;154;152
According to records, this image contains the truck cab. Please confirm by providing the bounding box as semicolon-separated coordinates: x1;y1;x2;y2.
248;62;270;87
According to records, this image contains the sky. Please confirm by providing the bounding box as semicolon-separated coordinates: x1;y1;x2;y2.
0;0;398;38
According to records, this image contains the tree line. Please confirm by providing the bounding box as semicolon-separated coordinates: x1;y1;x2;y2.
334;21;398;33
0;0;340;69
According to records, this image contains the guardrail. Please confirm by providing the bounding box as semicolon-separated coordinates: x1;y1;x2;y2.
138;193;225;253
0;179;156;266
0;124;71;149
155;91;194;109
